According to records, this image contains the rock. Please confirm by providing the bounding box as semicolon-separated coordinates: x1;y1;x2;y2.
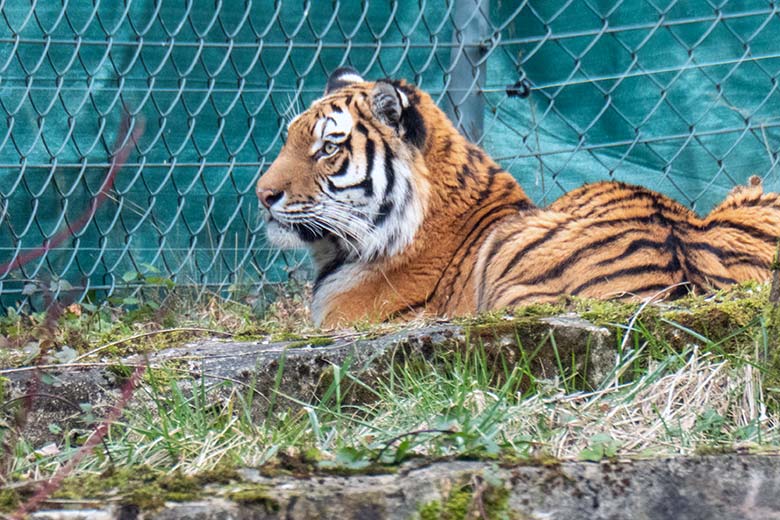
3;316;613;444
26;454;780;519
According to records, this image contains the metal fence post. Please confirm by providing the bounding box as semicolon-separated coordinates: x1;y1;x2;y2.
446;0;490;143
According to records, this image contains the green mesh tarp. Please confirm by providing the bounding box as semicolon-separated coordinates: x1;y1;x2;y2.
1;0;779;307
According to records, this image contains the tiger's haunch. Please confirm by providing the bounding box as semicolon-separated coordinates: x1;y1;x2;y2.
257;69;780;327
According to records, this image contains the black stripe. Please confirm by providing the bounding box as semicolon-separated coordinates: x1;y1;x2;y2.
428;203;526;307
440;203;526;299
458;163;472;189
568;260;680;295
314;254;348;293
489;229;664;307
613;283;690;299
325;138;374;196
684;240;771;268
383;143;396;196
507;283;689;307
497;226;564;280
362;138;375;197
695;271;738;286
487;165;503;177
374;201;394;226
506;290;563;306
331;157;350;177
723;254;771;269
704;219;778;243
594;236;675;268
560;182;613;212
580;191;651;219
518;228;640;285
473;171;498;208
467;146;485;163
685;240;728;257
374;145;396;225
496;212;677;284
680;256;738;286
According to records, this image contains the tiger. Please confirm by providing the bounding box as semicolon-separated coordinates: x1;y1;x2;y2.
256;68;780;328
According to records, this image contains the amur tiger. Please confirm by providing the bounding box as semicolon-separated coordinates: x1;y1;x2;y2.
256;68;780;328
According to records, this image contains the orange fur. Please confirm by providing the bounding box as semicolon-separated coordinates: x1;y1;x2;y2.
257;74;780;327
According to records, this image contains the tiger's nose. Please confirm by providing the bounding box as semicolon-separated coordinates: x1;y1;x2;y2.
258;189;283;209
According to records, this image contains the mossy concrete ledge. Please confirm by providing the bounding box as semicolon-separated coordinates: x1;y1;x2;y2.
4;314;612;442
26;454;780;519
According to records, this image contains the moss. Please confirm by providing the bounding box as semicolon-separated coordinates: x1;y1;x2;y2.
0;489;20;511
269;331;308;342
419;500;442;520
318;463;397;477
431;476;515;520
228;486;279;512
107;363;134;382
694;444;735;456
194;465;242;485
286;336;335;349
442;486;473;520
483;484;514;520
577;283;767;355
572;298;639;325
143;360;190;387
0;376;9;404
466;317;544;344
762;276;780;408
109;359;191;386
53;466;231;511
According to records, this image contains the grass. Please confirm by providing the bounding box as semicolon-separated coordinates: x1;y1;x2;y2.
2;282;780;511
0;281;316;369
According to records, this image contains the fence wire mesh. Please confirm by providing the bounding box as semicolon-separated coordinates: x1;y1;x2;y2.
1;0;779;309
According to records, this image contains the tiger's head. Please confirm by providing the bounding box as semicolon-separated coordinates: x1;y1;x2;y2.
256;68;431;264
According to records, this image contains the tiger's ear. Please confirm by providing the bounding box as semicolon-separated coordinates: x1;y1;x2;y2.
371;81;408;129
325;67;365;95
371;80;426;148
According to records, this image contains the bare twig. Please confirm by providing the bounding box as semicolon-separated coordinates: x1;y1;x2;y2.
73;327;234;361
13;362;147;518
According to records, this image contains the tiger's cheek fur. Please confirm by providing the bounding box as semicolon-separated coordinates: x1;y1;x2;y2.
305;103;429;261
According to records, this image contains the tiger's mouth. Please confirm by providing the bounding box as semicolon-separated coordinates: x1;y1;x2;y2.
263;212;327;246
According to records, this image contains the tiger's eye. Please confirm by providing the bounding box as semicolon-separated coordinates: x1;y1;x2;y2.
323;142;339;156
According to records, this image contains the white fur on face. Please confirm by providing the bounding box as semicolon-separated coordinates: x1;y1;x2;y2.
262;211;306;249
310;108;426;262
310;110;353;155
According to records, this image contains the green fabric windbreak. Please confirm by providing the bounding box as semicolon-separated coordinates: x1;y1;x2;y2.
1;0;779;307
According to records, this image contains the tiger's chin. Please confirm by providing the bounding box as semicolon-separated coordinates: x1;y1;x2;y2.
263;219;308;250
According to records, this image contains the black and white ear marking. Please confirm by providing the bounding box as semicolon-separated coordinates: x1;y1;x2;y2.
371;81;406;128
371;80;427;149
325;67;365;95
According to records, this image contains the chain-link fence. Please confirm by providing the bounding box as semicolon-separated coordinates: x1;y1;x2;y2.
2;0;779;309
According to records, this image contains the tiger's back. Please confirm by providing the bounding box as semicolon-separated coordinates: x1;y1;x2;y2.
257;69;780;326
478;179;780;310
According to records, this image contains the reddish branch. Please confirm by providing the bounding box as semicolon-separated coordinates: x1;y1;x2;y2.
12;362;147;518
0;116;145;275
